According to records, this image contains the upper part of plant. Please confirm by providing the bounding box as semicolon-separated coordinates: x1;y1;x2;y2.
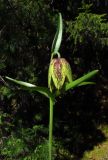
5;13;99;99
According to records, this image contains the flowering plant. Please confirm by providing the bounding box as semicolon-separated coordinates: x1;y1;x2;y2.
5;13;98;160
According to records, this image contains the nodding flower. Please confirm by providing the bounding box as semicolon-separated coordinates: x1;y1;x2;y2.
48;57;72;91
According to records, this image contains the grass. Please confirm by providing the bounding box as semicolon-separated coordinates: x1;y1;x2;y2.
82;124;108;160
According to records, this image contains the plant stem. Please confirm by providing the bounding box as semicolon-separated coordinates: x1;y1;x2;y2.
49;97;54;160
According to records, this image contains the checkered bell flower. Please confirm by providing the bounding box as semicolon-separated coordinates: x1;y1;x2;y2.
48;58;72;91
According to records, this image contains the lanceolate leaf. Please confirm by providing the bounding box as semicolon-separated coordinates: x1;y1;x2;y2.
65;70;99;91
5;76;54;99
55;82;96;97
77;82;96;86
51;13;63;54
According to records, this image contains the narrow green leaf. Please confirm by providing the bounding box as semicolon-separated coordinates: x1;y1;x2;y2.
65;70;99;91
54;82;96;97
6;76;36;87
5;76;54;99
51;13;63;54
77;82;96;86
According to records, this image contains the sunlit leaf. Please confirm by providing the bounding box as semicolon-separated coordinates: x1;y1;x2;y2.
51;13;63;54
5;76;54;99
65;70;99;91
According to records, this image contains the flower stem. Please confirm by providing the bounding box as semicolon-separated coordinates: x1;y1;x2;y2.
49;97;54;160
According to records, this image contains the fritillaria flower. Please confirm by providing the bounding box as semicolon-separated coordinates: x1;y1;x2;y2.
48;58;72;90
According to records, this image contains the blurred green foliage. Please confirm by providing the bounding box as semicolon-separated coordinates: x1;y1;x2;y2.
67;9;108;46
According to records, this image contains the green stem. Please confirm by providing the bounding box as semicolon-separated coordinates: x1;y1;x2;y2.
49;97;54;160
51;51;61;60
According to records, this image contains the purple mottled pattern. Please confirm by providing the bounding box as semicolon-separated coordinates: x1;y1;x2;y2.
53;58;62;80
51;58;68;80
